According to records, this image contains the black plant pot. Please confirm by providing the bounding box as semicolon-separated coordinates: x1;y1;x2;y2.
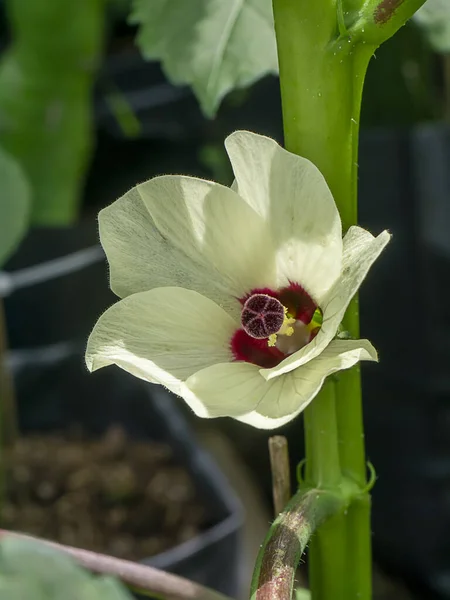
3;216;243;597
11;353;243;599
2;221;113;351
359;124;450;599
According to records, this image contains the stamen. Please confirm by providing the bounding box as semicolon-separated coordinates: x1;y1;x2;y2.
267;310;295;346
267;334;277;347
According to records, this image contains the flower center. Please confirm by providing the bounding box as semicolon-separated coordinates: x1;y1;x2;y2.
240;294;286;339
231;284;321;368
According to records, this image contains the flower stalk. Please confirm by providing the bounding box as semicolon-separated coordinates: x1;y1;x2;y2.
272;0;426;597
273;0;372;595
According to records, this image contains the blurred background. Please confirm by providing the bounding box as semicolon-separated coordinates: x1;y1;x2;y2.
0;1;449;599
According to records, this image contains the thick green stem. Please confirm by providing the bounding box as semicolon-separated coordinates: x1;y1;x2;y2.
272;0;373;598
275;2;365;232
269;0;426;597
304;382;340;489
304;382;346;598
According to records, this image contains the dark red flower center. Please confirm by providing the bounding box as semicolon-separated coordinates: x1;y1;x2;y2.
231;283;318;368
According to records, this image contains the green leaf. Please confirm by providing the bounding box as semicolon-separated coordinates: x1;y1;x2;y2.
0;537;133;600
414;0;450;52
129;0;278;117
0;0;104;225
0;146;30;267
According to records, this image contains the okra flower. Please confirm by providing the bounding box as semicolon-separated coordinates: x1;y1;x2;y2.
86;131;389;429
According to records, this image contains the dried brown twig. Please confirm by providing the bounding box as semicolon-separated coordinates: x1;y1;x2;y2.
268;436;291;516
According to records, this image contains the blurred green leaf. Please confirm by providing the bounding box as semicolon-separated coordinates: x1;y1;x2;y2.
0;537;133;600
414;0;450;53
0;0;104;226
129;0;278;117
0;146;30;267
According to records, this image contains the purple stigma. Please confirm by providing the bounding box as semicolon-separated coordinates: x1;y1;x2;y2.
241;294;285;339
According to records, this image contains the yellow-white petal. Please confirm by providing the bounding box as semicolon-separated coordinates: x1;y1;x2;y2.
186;362;265;418
186;339;377;429
85;287;237;415
260;227;391;381
99;186;234;306
225;130;343;300
99;182;272;320
139;174;277;300
237;339;377;429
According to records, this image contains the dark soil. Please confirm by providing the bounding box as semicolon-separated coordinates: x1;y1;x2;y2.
3;427;206;561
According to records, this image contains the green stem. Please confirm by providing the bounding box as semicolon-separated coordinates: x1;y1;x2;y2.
348;0;428;47
272;0;373;598
271;0;426;597
304;382;340;489
304;383;346;598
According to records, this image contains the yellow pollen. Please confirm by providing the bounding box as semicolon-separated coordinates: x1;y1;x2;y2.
268;334;277;347
267;306;295;347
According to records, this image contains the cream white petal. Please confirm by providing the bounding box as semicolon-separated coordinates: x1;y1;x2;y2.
85;287;237;415
260;227;391;381
99;186;231;303
137;174;278;301
186;362;266;418
237;339;378;429
187;338;377;429
225;130;343;299
99;185;250;320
